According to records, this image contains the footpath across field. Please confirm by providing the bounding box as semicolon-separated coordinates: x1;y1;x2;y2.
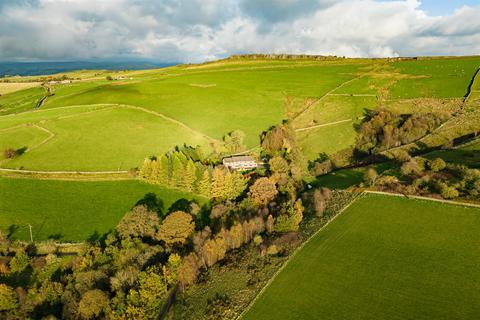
242;193;480;320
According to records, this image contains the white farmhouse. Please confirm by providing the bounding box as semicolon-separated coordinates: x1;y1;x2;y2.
222;156;257;171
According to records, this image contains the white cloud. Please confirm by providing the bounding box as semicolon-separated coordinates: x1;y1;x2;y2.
0;0;479;62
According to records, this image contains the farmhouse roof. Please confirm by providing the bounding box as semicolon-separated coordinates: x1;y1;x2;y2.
223;156;255;163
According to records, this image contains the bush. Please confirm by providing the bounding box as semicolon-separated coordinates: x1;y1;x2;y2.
376;175;399;186
363;168;378;186
106;75;113;81
428;158;446;172
437;182;459;199
0;284;18;312
78;289;109;319
3;148;17;159
266;245;279;256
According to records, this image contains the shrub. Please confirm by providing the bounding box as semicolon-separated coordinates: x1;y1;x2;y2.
3;148;17;159
401;159;422;176
0;284;18;312
363;168;378;186
428;158;446;172
376;175;399;186
437;182;459;199
78;289;109;319
393;149;412;162
266;245;279;256
253;235;263;246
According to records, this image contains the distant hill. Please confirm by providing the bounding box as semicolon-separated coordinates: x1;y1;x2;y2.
0;60;177;77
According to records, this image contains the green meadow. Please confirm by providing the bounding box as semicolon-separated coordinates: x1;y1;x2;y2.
1;57;479;170
0;177;204;241
242;194;480;320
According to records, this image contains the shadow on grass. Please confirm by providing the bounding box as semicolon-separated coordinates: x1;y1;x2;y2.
425;149;480;168
311;161;399;189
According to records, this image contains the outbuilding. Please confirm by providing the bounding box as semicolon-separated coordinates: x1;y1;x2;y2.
222;156;257;171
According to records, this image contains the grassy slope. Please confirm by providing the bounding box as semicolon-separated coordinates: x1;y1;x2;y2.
0;177;204;241
3;107;210;171
389;57;480;99
0;86;45;114
0;57;478;169
243;194;480;320
0;126;50;160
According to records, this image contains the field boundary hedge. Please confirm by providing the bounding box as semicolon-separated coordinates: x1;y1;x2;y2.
364;190;480;208
237;192;362;320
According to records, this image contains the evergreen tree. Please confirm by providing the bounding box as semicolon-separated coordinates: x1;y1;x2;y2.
183;160;197;192
211;167;227;199
171;153;185;189
139;158;153;180
150;159;161;184
158;154;171;186
198;169;212;197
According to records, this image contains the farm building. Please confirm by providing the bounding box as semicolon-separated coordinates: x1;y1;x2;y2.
223;156;257;171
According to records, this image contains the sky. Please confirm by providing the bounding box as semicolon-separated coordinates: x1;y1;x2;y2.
0;0;479;63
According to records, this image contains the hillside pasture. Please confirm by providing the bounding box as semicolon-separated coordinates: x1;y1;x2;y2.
0;125;51;160
0;86;45;114
389;57;480;99
2;106;211;171
1;57;478;171
243;194;480;320
0;177;204;241
296;121;359;160
41;63;362;147
0;82;41;95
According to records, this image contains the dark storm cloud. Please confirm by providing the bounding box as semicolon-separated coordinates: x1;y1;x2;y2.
240;0;336;23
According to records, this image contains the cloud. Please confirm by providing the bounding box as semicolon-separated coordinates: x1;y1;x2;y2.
0;0;479;62
240;0;336;23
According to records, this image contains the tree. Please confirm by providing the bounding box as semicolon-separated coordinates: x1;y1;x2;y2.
9;250;30;273
135;193;164;217
261;124;296;155
116;206;160;240
228;171;248;200
126;266;167;320
363;168;378;186
428;158;446;172
171;153;186;188
178;253;200;288
0;284;17;312
274;199;304;232
211;167;227;199
313;187;331;217
224;130;246;153
266;215;274;233
198;169;212;197
437;182;459;199
139;158;153;180
249;177;278;206
158;154;171;186
401;159;422;176
269;156;290;184
157;211;195;248
182;160;197;192
78;289;109;319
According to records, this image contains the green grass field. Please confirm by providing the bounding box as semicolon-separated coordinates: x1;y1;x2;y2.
243;194;480;320
0;177;204;241
1;57;479;170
